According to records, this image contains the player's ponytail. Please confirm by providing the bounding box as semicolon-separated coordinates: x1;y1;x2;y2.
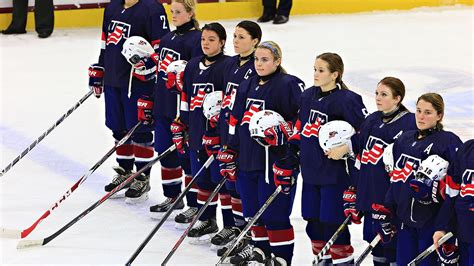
316;52;348;90
378;77;408;111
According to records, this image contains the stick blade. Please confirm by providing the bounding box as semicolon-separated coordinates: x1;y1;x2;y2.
17;239;44;249
0;228;21;239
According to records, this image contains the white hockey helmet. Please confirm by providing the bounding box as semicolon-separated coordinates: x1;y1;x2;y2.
121;36;155;65
416;155;449;181
248;109;285;146
383;143;395;173
166;60;188;74
202;91;223;122
318;120;355;152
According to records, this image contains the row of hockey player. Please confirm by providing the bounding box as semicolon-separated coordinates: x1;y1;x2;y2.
88;0;474;265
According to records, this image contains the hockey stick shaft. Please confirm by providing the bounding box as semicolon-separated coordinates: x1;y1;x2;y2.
407;232;453;265
218;185;282;265
355;234;381;265
126;155;215;265
1;122;142;239
312;215;352;265
162;176;227;266
1;90;94;177
16;144;175;249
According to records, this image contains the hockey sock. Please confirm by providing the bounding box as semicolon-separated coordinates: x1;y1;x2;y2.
307;219;331;262
267;225;295;263
184;174;198;207
230;194;245;229
251;224;271;256
113;130;134;171
197;188;218;221
132;132;154;175
161;166;183;198
219;193;234;227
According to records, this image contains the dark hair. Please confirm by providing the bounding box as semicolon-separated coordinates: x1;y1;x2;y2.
236;20;262;47
378;77;406;107
417;92;444;130
316;52;348;89
202;22;227;41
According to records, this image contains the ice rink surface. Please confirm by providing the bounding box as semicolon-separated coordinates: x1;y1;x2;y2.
0;6;473;265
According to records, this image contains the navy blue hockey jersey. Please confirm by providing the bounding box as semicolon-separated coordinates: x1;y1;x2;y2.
153;29;202;120
98;0;169;88
385;129;462;228
437;139;474;243
218;56;256;144
181;54;232;150
298;86;367;186
228;72;304;172
354;110;416;211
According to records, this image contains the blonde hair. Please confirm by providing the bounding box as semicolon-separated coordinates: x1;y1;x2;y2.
172;0;199;29
257;41;286;73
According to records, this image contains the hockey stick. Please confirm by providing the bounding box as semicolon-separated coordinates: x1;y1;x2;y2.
162;176;227;266
126;155;215;265
0;121;142;239
312;215;352;265
217;185;283;265
16;144;176;249
407;232;453;266
1;90;94;177
355;234;381;265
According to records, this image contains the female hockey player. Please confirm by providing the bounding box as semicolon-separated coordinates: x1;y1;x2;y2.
374;93;462;266
332;77;416;265
207;20;262;252
171;22;233;244
218;41;304;265
433;139;474;266
137;0;203;227
274;53;367;265
88;0;169;203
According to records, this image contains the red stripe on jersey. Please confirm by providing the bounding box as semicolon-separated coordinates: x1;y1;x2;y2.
231;197;243;213
294;119;302;132
190;88;206;110
161;166;182;181
116;144;134;156
229;115;238;127
391;162;414;183
360;143;384;164
197;188;218;202
219;193;231;207
461;184;474;197
101;32;105;41
251;225;268;239
159;54;173;73
133;145;154;159
446;175;461;190
267;228;295;244
241;104;261;125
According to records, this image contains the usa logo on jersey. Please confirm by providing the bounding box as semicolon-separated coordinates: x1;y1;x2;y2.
391;154;421;183
106;20;131;45
190;83;214;111
361;136;388;165
158;48;181;74
241;98;265;125
301;110;327;138
222;82;238;110
460;169;474;197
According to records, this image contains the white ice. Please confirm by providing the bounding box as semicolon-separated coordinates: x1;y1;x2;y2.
1;6;473;265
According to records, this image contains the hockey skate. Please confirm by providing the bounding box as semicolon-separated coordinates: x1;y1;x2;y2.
228;245;266;266
264;256;288;266
217;230;251;257
149;197;184;220
187;218;218;245
124;173;150;204
211;227;241;251
174;206;199;229
105;166;133;198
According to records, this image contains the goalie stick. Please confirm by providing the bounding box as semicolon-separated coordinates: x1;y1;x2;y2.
407;232;453;265
126;155;215;265
1;90;93;177
16;144;175;249
217;185;283;265
0;121;142;239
